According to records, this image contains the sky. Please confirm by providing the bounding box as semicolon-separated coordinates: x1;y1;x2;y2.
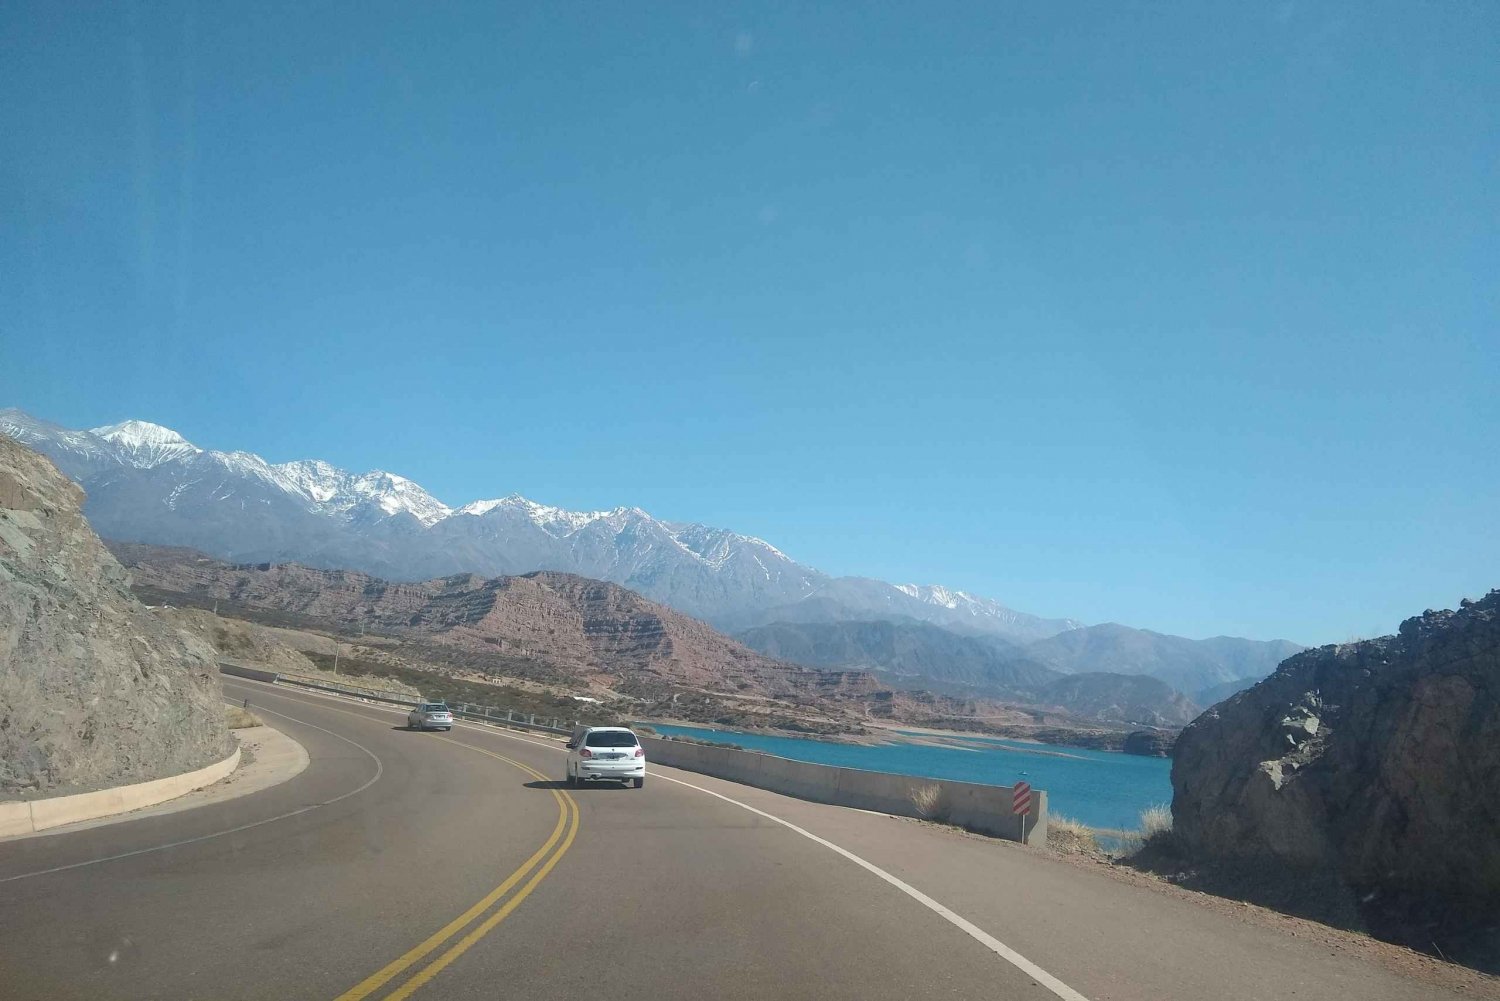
1;2;1495;645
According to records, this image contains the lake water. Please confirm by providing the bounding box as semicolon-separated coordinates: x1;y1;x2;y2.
645;722;1172;833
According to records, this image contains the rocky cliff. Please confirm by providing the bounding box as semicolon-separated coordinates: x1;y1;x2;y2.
1122;730;1173;757
1171;591;1500;919
0;436;231;797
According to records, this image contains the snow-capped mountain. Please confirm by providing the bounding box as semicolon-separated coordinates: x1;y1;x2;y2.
896;584;1084;636
1;407;1305;689
0;406;1064;637
2;413;452;529
92;419;201;468
275;461;451;526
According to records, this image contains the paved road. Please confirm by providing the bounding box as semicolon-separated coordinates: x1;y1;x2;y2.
0;681;1467;1001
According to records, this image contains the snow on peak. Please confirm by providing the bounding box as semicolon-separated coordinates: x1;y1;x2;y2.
270;460;450;525
896;583;971;609
457;497;509;517
274;459;347;503
456;493;536;517
347;471;451;525
90;420;200;468
92;419;192;447
454;494;621;536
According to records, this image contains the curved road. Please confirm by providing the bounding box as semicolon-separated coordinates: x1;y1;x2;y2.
0;680;1466;1001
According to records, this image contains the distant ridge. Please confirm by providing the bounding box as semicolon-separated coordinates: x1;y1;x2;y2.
2;407;1303;693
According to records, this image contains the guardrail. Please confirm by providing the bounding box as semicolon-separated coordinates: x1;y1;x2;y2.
217;661;574;736
447;706;572;736
275;673;419;709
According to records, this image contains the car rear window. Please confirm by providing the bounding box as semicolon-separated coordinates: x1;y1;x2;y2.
585;731;638;748
422;704;448;712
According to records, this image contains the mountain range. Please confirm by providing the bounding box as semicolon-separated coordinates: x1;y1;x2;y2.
1;408;1303;700
109;541;1199;729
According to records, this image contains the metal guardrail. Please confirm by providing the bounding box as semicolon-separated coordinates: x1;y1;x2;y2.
219;662;575;737
447;705;572;736
275;673;419;709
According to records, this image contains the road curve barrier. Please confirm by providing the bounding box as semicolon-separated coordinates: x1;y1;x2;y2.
640;736;1047;845
218;659;281;684
0;745;242;838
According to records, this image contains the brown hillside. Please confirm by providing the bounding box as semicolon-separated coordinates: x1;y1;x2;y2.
109;543;860;696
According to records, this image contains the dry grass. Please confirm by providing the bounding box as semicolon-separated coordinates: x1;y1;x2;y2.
224;705;263;729
1047;813;1102;855
1139;803;1173;840
1118;803;1178;858
909;783;946;820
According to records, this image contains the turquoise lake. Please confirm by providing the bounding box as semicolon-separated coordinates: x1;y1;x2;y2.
644;722;1172;832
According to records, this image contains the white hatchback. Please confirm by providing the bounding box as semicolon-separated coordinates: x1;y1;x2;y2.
566;726;646;788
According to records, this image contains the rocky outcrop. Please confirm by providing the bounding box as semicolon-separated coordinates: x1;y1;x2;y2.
0;436;232;797
1171;591;1500;917
1122;730;1174;757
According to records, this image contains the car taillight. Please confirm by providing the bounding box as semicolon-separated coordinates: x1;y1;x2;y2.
579;748;593;759
634;747;645;757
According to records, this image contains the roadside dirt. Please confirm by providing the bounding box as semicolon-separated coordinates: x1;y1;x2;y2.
1014;821;1500;998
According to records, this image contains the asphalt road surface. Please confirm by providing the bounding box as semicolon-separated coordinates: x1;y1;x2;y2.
0;680;1468;1001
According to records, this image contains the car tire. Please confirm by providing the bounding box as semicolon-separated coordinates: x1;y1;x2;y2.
633;777;645;789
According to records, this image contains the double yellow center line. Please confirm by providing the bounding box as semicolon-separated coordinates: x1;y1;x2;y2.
262;692;579;1001
336;737;579;1001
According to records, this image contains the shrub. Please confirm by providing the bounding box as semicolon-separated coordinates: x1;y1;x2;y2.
225;705;262;729
1047;813;1101;855
1139;803;1173;840
909;782;946;820
1129;802;1180;858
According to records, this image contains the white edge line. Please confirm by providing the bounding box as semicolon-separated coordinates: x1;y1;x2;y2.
650;772;1091;1001
0;699;384;885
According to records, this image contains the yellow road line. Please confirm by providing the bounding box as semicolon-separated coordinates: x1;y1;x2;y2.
384;794;580;1000
261;692;579;1001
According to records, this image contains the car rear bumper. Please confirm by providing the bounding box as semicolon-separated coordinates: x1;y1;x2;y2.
577;763;646;780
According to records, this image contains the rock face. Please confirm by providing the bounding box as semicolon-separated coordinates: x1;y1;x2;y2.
1122;730;1174;757
0;436;231;797
1172;591;1500;916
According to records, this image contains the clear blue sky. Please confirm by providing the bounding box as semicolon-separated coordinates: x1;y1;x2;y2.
2;3;1495;645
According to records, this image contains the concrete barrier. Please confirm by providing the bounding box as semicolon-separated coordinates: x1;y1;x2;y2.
641;736;1047;844
1;745;242;838
218;660;280;684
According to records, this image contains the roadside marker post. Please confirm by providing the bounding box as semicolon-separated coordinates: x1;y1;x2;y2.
1012;781;1033;844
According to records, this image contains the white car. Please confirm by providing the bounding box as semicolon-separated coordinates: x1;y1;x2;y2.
407;702;453;731
566;726;646;788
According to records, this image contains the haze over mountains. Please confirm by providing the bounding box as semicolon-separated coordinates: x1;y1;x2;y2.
1;408;1303;701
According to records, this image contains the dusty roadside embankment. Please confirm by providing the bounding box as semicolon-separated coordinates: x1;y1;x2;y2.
0;435;233;799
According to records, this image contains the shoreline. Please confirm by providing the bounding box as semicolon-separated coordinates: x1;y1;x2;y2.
641;718;1104;761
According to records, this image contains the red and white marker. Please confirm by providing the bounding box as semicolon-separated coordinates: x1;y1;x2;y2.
1012;781;1033;815
1013;781;1033;845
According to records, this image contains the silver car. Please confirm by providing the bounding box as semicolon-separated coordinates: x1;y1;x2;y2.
407;702;453;731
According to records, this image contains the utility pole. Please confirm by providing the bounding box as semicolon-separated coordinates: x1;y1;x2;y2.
332;637;340;675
